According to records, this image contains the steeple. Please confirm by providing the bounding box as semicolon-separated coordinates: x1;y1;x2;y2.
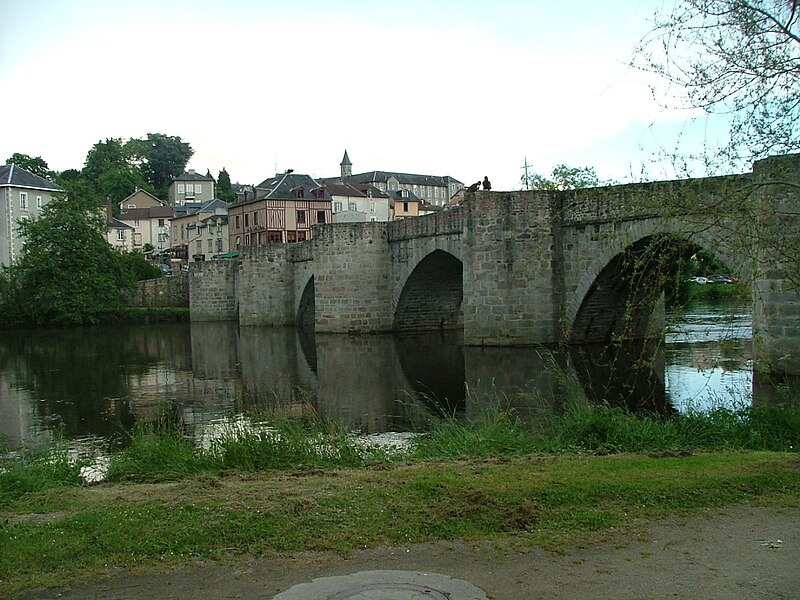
340;149;352;178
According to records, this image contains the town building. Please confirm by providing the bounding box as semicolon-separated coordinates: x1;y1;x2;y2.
0;164;61;267
168;169;216;206
333;150;463;209
170;199;231;261
323;180;390;223
228;171;332;249
115;188;173;254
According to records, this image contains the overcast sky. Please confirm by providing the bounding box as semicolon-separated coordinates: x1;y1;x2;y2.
1;0;718;190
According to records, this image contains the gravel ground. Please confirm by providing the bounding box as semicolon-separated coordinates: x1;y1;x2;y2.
13;505;800;600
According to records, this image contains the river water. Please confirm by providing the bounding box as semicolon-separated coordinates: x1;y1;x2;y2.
0;300;770;452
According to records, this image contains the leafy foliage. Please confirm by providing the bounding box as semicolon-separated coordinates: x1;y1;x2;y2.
216;168;236;202
0;194;136;325
82;138;149;205
127;133;194;198
522;164;601;190
4;153;53;179
634;0;800;169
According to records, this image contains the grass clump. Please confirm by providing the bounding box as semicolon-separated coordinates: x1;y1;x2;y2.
0;442;85;507
411;400;800;459
105;413;387;483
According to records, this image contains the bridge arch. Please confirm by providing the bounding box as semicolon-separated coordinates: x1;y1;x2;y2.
393;249;463;332
566;221;745;344
296;274;315;329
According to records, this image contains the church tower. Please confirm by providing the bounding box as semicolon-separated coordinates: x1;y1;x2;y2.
340;149;352;178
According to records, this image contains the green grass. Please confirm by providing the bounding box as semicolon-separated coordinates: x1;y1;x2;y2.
1;452;798;596
2;399;799;596
409;401;800;459
0;442;85;506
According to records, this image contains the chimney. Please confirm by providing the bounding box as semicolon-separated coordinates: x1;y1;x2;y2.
188;169;196;175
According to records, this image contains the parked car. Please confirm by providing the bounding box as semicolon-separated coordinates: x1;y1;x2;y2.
159;263;173;276
709;274;733;284
180;264;190;273
687;276;709;284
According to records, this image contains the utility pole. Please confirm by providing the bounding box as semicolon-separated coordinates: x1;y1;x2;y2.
521;157;531;190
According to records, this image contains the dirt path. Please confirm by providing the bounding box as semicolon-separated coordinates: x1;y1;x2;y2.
14;505;800;600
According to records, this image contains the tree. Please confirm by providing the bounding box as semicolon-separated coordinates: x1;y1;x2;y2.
522;164;601;190
127;133;193;198
82;138;149;205
633;0;800;170
0;193;135;325
216;168;236;202
4;153;53;179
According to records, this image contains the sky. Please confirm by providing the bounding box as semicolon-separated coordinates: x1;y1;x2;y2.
0;0;720;190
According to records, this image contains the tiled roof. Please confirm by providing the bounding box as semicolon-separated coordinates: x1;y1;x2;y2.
172;171;215;182
118;206;175;221
0;164;61;191
109;217;133;230
172;198;230;218
321;180;389;198
252;172;327;201
345;171;463;187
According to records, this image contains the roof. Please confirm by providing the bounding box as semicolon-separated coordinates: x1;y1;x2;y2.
345;171;463;187
118;188;165;207
340;150;351;166
118;206;174;221
109;217;134;230
250;172;328;201
172;198;230;218
171;170;215;183
0;163;61;191
321;180;389;199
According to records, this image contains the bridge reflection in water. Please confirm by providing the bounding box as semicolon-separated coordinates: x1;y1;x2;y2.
0;308;792;451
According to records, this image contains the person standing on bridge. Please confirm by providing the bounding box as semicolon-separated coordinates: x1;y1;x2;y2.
483;176;491;191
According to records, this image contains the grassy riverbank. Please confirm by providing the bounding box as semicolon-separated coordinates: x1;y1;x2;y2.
1;403;799;596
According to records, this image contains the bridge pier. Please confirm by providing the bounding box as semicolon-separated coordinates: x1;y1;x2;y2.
461;190;562;346
752;154;800;375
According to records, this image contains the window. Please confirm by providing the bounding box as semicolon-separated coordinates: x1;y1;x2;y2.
133;219;140;227
216;239;223;252
196;241;202;253
403;202;409;212
236;236;242;249
348;202;357;211
334;201;342;212
245;234;250;245
181;225;185;239
244;214;249;227
208;239;213;252
19;192;28;210
134;233;143;246
117;229;125;241
296;210;306;224
370;201;376;212
194;184;202;194
235;215;240;229
36;196;42;209
127;203;136;209
371;217;376;222
178;184;185;194
158;218;165;227
317;211;326;224
253;212;258;225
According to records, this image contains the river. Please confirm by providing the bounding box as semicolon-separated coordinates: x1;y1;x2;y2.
0;300;770;452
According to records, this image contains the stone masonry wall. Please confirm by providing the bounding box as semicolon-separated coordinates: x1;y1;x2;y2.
312;222;392;333
129;275;189;307
237;245;294;326
189;260;238;321
462;190;561;346
752;154;800;375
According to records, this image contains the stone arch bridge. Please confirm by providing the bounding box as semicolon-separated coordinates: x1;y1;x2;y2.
190;154;800;375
